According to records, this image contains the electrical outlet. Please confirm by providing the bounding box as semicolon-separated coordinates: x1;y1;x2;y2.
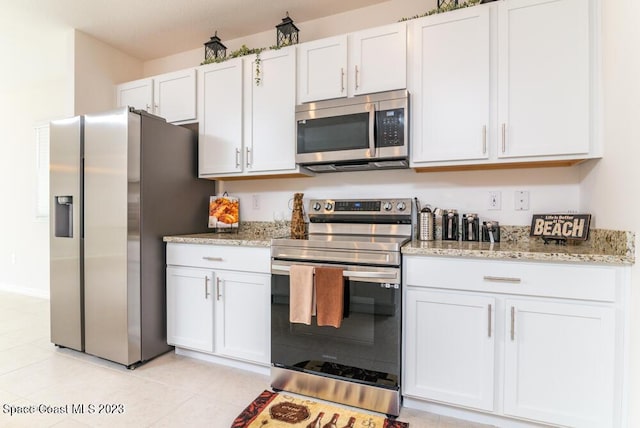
252;194;260;210
488;191;502;210
515;190;530;211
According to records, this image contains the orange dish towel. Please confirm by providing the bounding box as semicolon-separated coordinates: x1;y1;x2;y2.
289;265;315;325
315;266;345;328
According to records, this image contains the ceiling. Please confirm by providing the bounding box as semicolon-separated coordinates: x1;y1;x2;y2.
7;0;390;61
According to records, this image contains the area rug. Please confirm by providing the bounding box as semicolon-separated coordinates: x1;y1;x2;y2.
232;390;409;428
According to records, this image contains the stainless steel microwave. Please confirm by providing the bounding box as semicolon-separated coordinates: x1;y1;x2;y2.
295;90;409;172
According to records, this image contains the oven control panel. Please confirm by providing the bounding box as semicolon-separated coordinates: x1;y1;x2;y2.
309;198;413;215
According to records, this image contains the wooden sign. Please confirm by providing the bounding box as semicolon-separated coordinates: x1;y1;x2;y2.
530;214;591;242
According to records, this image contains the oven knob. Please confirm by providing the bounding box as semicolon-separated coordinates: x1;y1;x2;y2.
397;201;406;211
312;202;322;211
383;202;393;211
325;202;334;211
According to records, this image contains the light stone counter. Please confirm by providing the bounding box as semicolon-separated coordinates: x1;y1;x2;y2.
163;221;290;248
164;223;635;265
403;227;635;265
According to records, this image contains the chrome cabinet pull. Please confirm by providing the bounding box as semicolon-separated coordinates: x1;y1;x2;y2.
246;147;251;167
488;304;492;338
146;104;152;112
483;275;521;284
340;68;345;93
154;103;159;114
355;65;360;90
235;148;240;168
204;276;210;299
482;125;487;154
202;256;223;262
216;277;222;301
501;123;506;153
510;306;515;341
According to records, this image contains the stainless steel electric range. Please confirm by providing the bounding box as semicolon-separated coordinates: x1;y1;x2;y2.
270;198;413;417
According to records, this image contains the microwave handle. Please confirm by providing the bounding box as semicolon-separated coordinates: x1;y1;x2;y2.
367;103;376;158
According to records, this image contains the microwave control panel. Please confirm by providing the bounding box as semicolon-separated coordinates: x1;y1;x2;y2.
377;108;405;147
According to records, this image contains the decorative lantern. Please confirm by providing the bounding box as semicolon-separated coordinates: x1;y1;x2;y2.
204;31;227;62
437;0;458;9
276;12;299;47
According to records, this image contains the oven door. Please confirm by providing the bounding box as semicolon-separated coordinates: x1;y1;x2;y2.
270;261;401;391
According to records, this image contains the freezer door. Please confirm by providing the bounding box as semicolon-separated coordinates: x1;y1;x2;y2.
49;116;84;351
83;108;142;366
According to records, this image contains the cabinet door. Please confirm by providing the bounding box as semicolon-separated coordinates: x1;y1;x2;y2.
504;299;616;427
410;7;490;164
166;266;214;353
154;68;196;123
116;78;153;113
245;47;296;173
297;35;348;103
198;58;243;176
404;289;495;411
350;22;406;97
497;0;591;158
215;271;270;364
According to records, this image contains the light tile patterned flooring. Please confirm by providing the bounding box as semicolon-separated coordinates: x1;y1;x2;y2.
0;291;491;427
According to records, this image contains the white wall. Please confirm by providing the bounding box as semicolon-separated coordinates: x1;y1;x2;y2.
0;5;73;297
579;0;640;423
74;30;143;115
220;167;580;226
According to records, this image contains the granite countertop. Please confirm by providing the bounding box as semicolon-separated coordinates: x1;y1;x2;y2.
163;222;290;247
403;226;635;265
164;223;635;265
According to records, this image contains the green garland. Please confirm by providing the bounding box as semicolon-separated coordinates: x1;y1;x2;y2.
200;40;295;86
399;0;482;22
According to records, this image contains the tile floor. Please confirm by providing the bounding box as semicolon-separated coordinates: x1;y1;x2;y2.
0;291;492;427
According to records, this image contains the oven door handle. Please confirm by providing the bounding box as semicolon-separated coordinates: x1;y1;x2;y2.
271;264;397;280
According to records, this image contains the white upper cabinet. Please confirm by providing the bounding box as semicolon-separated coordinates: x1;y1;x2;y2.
497;0;591;158
116;68;196;123
116;78;153;113
198;47;309;179
297;35;348;103
153;68;197;123
297;22;407;103
349;22;407;97
410;6;490;163
198;58;244;176
244;47;297;174
410;0;599;169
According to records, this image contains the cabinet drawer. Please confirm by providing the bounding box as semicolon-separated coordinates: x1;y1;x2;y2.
167;243;270;273
404;256;617;302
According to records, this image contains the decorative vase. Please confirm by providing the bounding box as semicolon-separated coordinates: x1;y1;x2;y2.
290;193;306;239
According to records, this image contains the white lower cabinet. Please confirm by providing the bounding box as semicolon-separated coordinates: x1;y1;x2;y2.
503;299;615;427
404;290;495;412
214;271;270;364
403;256;626;428
166;243;270;366
166;266;214;352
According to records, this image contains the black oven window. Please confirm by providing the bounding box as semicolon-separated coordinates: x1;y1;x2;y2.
297;113;369;153
271;275;401;389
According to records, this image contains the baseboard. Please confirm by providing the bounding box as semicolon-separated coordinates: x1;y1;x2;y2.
174;347;270;376
0;283;49;300
402;397;549;428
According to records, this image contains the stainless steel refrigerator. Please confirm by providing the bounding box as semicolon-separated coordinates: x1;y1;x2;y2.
50;107;215;367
